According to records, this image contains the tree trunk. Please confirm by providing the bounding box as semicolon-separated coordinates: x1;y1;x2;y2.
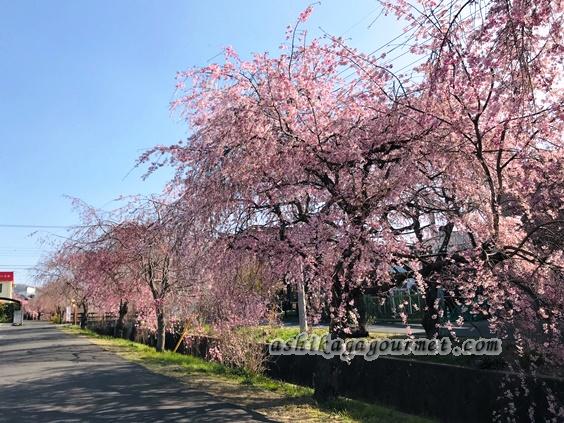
155;309;166;352
314;314;342;402
313;357;340;403
315;288;367;401
316;270;350;402
421;223;454;338
315;241;368;401
422;281;440;337
80;303;88;329
349;288;369;338
114;300;128;338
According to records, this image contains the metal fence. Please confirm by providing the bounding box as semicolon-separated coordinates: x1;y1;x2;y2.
364;289;486;323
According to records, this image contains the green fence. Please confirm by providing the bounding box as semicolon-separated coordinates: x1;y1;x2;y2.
364;289;486;323
364;291;423;323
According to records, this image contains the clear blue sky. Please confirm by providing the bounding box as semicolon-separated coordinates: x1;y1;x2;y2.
0;0;408;285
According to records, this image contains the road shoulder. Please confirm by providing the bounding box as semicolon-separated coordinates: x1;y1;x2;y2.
61;325;434;423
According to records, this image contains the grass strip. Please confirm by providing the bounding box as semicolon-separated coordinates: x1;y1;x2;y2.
61;325;434;423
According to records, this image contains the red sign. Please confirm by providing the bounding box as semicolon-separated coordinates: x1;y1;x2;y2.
0;272;14;282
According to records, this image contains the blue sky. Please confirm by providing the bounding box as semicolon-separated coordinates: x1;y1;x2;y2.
0;1;409;285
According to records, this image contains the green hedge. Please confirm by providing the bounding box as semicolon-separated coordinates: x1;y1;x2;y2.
0;303;15;323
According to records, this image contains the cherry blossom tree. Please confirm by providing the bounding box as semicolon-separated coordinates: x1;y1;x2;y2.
141;3;562;406
378;1;563;418
104;198;211;352
29;276;69;322
138;6;441;399
34;249;92;327
141;10;435;345
28;2;560;414
382;0;562;352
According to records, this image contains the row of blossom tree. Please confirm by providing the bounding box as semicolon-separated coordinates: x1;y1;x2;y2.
32;0;562;412
33;197;274;353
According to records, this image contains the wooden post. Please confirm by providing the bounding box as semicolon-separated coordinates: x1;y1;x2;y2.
173;321;190;353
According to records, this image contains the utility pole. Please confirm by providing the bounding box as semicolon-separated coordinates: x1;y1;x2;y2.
297;269;308;333
72;300;77;325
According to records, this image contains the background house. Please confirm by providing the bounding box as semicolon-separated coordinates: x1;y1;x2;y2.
14;284;36;300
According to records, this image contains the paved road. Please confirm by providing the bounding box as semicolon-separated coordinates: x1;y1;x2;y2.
0;322;274;422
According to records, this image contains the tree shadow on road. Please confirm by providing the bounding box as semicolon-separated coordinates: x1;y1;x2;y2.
1;363;274;422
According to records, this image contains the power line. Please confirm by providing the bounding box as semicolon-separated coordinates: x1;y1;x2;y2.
339;7;382;37
0;224;79;229
0;248;45;252
0;267;37;270
0;256;43;259
334;2;488;82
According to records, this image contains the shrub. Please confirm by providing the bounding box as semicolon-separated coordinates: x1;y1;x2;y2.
0;303;14;323
207;326;266;376
50;314;62;324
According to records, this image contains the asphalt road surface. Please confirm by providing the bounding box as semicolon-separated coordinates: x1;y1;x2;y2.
0;322;274;422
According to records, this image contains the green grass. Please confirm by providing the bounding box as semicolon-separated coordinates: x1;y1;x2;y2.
186;323;403;344
241;326;329;343
62;325;434;423
63;326;312;397
238;325;403;344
